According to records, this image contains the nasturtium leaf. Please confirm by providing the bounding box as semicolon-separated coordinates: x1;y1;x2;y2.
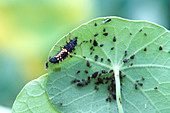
47;17;170;113
12;74;59;113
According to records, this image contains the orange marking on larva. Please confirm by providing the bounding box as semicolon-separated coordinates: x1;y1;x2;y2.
56;49;67;57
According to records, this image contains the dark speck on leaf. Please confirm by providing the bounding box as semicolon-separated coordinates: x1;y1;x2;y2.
77;70;80;74
85;70;88;74
113;36;116;42
144;48;147;51
94;86;99;91
125;51;127;56
93;40;98;46
123;75;126;77
90;52;93;55
154;87;158;90
168;51;170;53
90;40;92;43
101;58;103;62
87;61;91;67
123;59;129;63
139;29;142;32
103;33;108;36
74;53;76;55
130;33;132;35
90;46;93;50
60;102;63;106
130;63;133;66
130;54;135;59
94;33;98;37
100;44;104;47
107;59;111;63
142;77;145;80
111;47;114;50
46;62;48;69
94;23;97;26
109;70;113;73
103;28;106;32
144;33;147;36
135;84;138;89
83;56;86;59
70;55;73;58
138;83;143;86
95;55;98;61
102;70;108;74
159;46;163;50
92;72;98;78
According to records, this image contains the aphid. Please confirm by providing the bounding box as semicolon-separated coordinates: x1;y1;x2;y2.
86;61;91;67
109;70;113;73
85;70;88;74
94;23;97;26
82;79;85;82
130;63;133;66
159;46;163;50
103;28;106;32
93;40;98;46
125;51;127;56
93;49;95;51
144;48;147;51
144;33;147;36
86;41;88;43
90;46;93;50
49;35;81;64
102;70;108;74
77;83;84;87
83;56;86;59
86;80;90;84
46;62;48;69
94;33;98;37
77;70;80;74
130;33;132;35
111;47;114;50
83;41;86;43
103;33;108;36
142;77;145;80
100;44;104;47
123;75;126;77
71;79;77;83
113;36;116;42
74;53;76;55
138;83;143;86
99;73;102;77
168;51;170;53
77;80;80;82
102;19;111;24
94;86;99;91
107;59;111;63
130;54;135;59
95;55;98;61
154;87;158;90
90;52;93;55
92;72;98;78
70;55;73;58
135;84;138;89
49;56;51;59
139;29;142;32
105;81;108;84
87;76;91;80
136;80;139;82
123;59;129;63
101;58;103;62
60;102;63;106
112;94;116;100
90;40;92;43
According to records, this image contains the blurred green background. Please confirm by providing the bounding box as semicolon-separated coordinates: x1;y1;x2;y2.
0;0;169;110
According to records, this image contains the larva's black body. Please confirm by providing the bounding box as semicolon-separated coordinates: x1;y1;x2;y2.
49;37;78;64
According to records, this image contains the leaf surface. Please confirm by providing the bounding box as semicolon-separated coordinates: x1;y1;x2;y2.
12;74;59;113
46;17;170;113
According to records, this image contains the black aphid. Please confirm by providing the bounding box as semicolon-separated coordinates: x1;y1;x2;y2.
135;84;138;89
90;52;93;55
125;51;127;56
95;55;98;61
93;40;98;46
123;75;126;77
102;70;108;74
112;94;116;100
60;102;63;106
100;44;104;47
109;70;113;73
138;83;143;86
144;48;147;51
86;41;88;43
111;47;114;50
92;72;98;78
83;41;85;42
108;59;111;63
86;80;90;84
139;29;142;32
159;46;163;50
130;63;133;66
93;49;95;51
77;83;84;87
46;62;48;69
71;79;77;83
154;87;158;90
144;33;147;36
87;76;90;80
85;70;88;74
90;40;92;43
130;33;132;35
77;80;80;82
136;80;139;82
82;79;85;82
74;53;76;55
168;51;170;53
105;81;108;84
83;56;86;59
113;36;116;42
103;28;106;32
101;58;103;62
86;61;91;67
70;55;73;58
94;23;97;26
94;33;98;37
103;33;108;36
77;70;80;74
98;78;104;84
123;59;129;63
102;19;111;24
130;54;135;59
99;73;102;77
90;46;93;50
94;86;99;91
142;77;145;80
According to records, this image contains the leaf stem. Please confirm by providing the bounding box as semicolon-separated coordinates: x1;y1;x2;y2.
114;66;124;113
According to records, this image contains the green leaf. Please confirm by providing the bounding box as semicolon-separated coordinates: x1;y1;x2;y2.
12;74;59;113
46;17;170;113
